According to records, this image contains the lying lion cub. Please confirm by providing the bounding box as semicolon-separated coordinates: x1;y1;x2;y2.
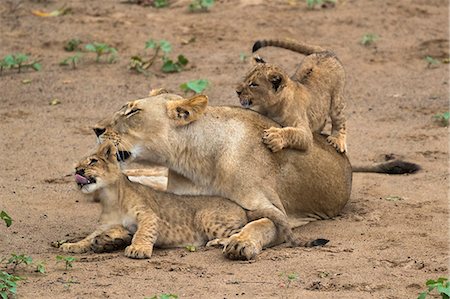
236;39;347;153
60;141;251;259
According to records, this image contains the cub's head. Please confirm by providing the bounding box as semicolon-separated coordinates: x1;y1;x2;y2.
92;93;208;163
235;56;289;115
74;141;121;194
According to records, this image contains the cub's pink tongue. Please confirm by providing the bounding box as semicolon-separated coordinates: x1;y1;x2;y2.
75;174;89;185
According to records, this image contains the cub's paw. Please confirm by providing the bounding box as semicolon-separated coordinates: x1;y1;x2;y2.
262;127;286;152
206;238;228;247
60;242;90;254
91;232;132;253
327;135;347;153
124;244;153;259
219;234;262;260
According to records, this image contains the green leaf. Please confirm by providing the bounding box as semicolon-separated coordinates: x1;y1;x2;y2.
145;39;157;49
185;245;196;252
85;44;96;52
64;39;82;51
180;79;209;93
417;292;427;299
0;211;12;227
161;59;178;73
201;0;214;8
0;291;7;299
177;54;188;66
437;284;450;296
31;62;41;71
159;40;172;54
14;53;29;64
3;55;16;66
154;0;169;8
160;294;178;299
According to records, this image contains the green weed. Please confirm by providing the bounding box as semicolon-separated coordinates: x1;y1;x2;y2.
5;254;33;273
56;255;76;270
85;43;118;63
418;277;450;299
146;294;178;299
361;34;378;46
0;211;12;227
433;112;449;127
0;271;23;299
153;0;169;8
64;39;83;52
180;79;209;94
0;53;41;74
425;56;440;68
189;0;214;12
306;0;335;9
60;53;82;69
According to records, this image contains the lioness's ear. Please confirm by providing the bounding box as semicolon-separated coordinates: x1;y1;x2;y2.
99;141;117;162
268;72;284;92
149;88;169;97
123;101;141;118
166;95;208;126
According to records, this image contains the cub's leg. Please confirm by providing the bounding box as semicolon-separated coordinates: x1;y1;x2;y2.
327;90;347;153
60;224;114;253
263;125;313;152
91;225;133;253
124;210;158;259
196;206;248;242
166;170;214;196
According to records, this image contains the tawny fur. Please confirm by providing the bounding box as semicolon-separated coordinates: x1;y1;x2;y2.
61;142;251;259
92;92;353;259
236;39;347;153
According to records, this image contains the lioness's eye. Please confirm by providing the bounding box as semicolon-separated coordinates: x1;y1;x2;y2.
89;159;98;165
249;82;259;87
124;108;141;118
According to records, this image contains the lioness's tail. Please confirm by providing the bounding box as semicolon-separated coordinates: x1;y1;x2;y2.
352;160;421;175
252;39;326;55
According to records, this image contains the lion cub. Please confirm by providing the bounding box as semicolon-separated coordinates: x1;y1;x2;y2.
236;39;347;153
60;141;248;259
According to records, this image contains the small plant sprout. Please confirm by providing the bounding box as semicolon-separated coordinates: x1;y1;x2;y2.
0;53;41;74
306;0;336;9
162;55;188;73
64;39;83;52
361;33;378;46
286;273;299;288
0;211;12;227
418;277;450;299
6;254;33;273
153;0;169;8
56;255;76;270
35;262;46;274
85;43;118;63
0;271;23;299
189;0;214;12
60;53;82;69
239;52;248;63
180;79;209;94
185;245;197;252
425;56;440;68
433;112;449;127
146;294;179;299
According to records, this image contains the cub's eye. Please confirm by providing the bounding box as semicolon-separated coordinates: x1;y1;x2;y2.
89;159;98;165
249;82;259;87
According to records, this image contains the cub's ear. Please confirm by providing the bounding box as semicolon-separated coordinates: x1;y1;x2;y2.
268;72;284;92
149;88;169;97
166;95;208;126
122;100;141;118
252;55;266;64
99;141;117;162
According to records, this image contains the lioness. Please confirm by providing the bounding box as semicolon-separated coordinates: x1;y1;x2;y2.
236;39;347;153
92;92;353;259
62;141;326;259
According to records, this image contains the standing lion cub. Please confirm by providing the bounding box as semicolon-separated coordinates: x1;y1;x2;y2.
236;39;347;153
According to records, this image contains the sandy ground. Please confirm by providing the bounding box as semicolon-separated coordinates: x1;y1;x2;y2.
0;0;448;298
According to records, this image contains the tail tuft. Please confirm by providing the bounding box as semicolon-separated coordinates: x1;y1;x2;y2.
306;238;329;247
252;40;264;53
379;160;421;174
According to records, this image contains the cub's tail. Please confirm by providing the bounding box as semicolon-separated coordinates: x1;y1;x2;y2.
352;160;421;175
252;39;326;55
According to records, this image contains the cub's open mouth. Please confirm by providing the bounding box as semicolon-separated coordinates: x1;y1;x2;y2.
75;172;96;187
116;150;131;162
240;98;253;108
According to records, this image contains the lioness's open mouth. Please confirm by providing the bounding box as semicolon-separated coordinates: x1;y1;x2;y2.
75;171;96;188
116;150;131;162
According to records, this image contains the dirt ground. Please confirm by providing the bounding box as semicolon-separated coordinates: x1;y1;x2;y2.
0;0;449;298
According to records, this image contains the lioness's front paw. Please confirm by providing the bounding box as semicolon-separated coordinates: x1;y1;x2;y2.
262;128;285;152
91;232;132;253
60;242;90;254
327;135;347;153
124;244;153;259
219;234;262;260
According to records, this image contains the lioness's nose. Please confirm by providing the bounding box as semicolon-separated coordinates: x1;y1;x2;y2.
93;127;106;137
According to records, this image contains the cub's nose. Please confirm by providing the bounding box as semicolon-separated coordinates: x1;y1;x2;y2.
75;169;85;176
93;127;106;137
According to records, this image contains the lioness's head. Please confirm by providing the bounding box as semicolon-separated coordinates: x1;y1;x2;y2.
74;141;121;194
92;93;208;164
235;57;289;115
